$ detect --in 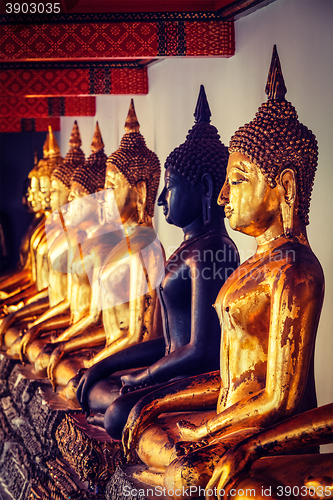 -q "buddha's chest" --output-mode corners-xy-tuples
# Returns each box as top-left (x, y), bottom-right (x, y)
(160, 258), (192, 309)
(215, 260), (272, 407)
